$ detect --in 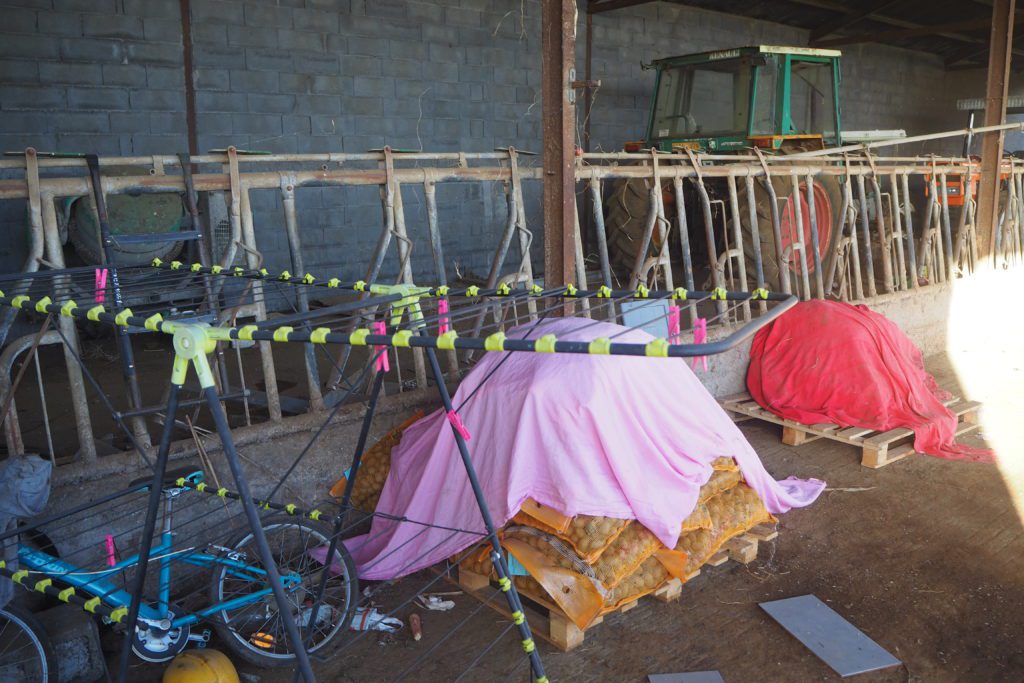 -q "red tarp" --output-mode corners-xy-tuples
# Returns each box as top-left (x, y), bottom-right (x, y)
(747, 300), (994, 463)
